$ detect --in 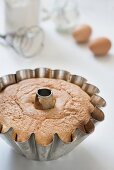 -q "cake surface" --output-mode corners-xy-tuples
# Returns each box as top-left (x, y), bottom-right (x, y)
(0, 78), (94, 145)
